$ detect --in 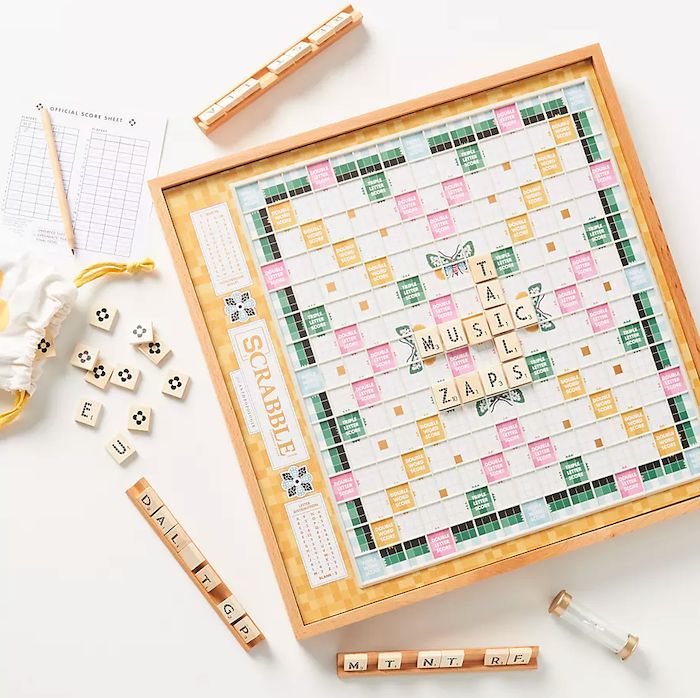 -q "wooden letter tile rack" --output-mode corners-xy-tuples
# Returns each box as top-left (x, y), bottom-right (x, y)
(127, 478), (264, 651)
